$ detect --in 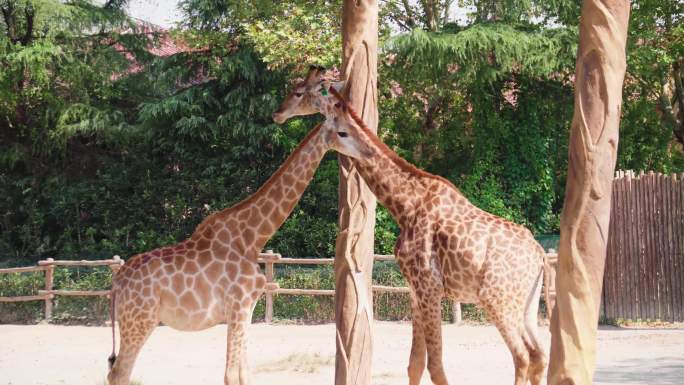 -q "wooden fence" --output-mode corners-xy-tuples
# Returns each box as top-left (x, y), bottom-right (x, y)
(258, 251), (463, 324)
(0, 256), (124, 318)
(603, 170), (684, 322)
(1, 251), (561, 324)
